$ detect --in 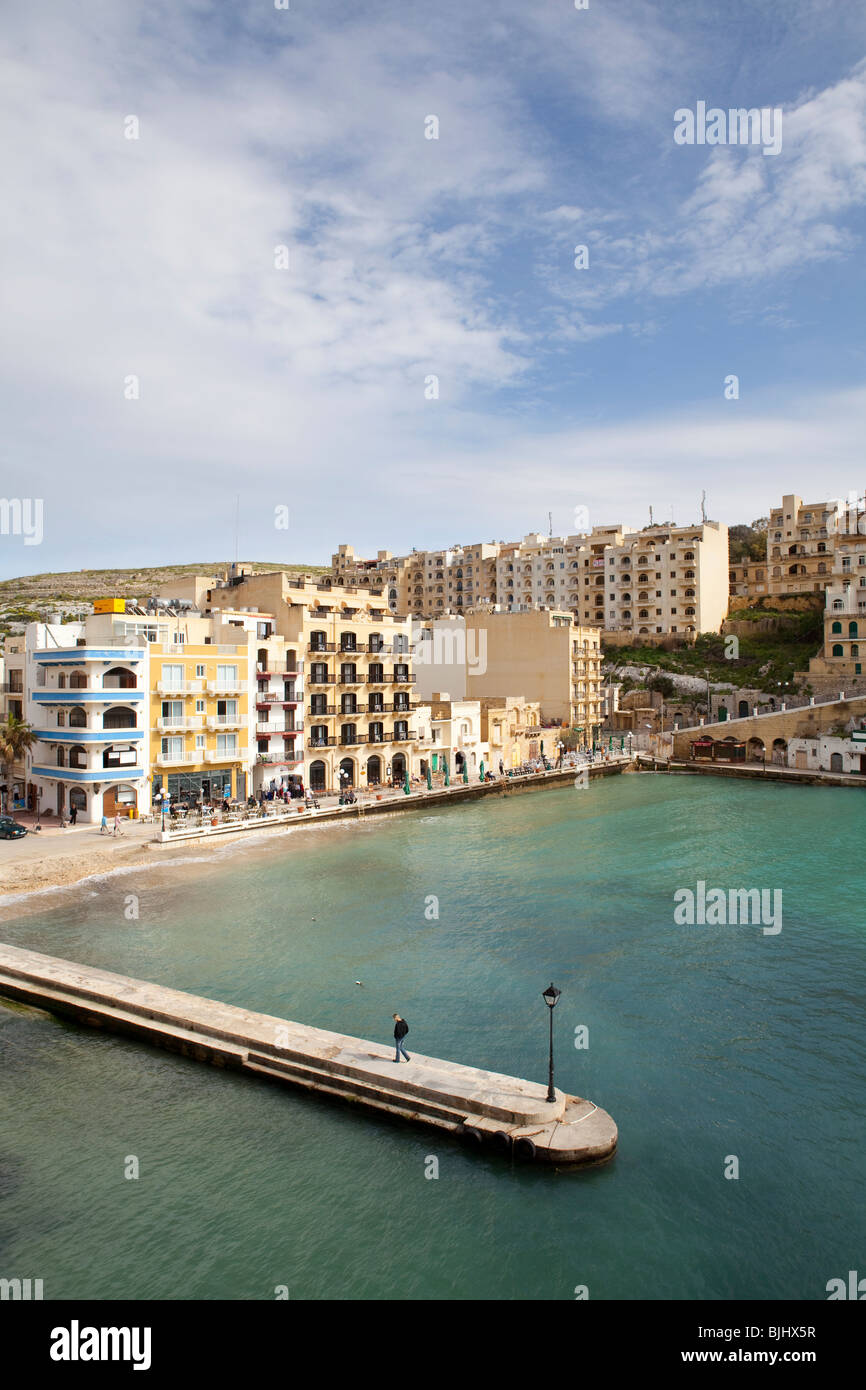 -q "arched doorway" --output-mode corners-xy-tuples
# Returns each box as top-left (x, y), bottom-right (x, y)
(309, 760), (326, 792)
(339, 757), (355, 787)
(103, 666), (137, 689)
(454, 751), (465, 772)
(738, 700), (749, 718)
(830, 752), (843, 772)
(69, 788), (87, 816)
(366, 755), (382, 786)
(392, 753), (407, 783)
(748, 737), (765, 762)
(772, 738), (787, 765)
(103, 784), (138, 817)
